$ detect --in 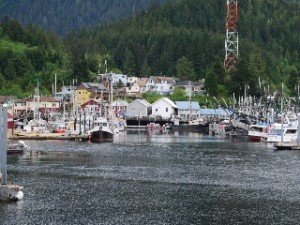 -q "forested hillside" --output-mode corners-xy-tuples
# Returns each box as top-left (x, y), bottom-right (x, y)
(66, 0), (300, 97)
(1, 0), (300, 101)
(0, 0), (173, 36)
(0, 17), (68, 97)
